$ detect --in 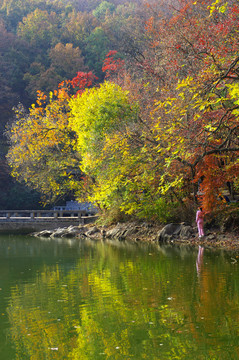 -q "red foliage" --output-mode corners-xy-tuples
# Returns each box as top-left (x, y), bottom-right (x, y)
(194, 153), (239, 213)
(102, 50), (125, 78)
(71, 71), (98, 95)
